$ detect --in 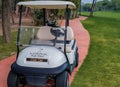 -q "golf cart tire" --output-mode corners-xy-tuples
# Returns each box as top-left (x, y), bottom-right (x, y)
(75, 52), (79, 67)
(56, 71), (69, 87)
(7, 71), (18, 87)
(7, 71), (23, 87)
(75, 47), (79, 67)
